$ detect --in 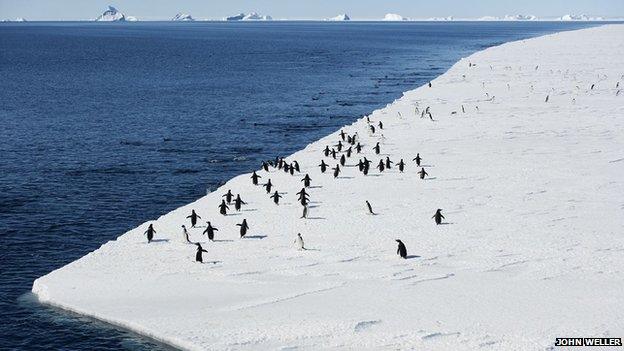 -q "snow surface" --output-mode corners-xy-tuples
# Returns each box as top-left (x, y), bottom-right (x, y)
(327, 14), (350, 21)
(33, 25), (624, 350)
(383, 13), (407, 21)
(172, 13), (194, 22)
(95, 6), (126, 22)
